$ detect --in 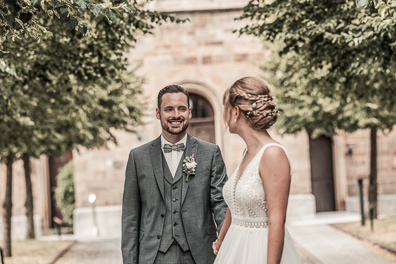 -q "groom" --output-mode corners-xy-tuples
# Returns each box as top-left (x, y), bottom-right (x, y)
(121, 85), (228, 264)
